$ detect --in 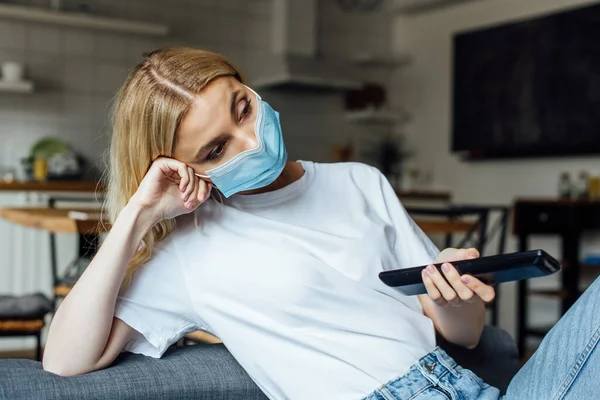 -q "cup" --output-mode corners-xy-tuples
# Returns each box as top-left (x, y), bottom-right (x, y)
(1, 62), (24, 82)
